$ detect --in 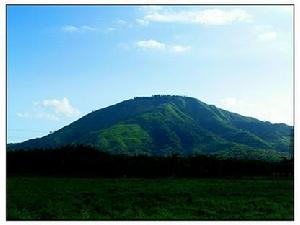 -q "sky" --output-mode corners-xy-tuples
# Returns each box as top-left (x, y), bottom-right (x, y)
(7, 5), (293, 143)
